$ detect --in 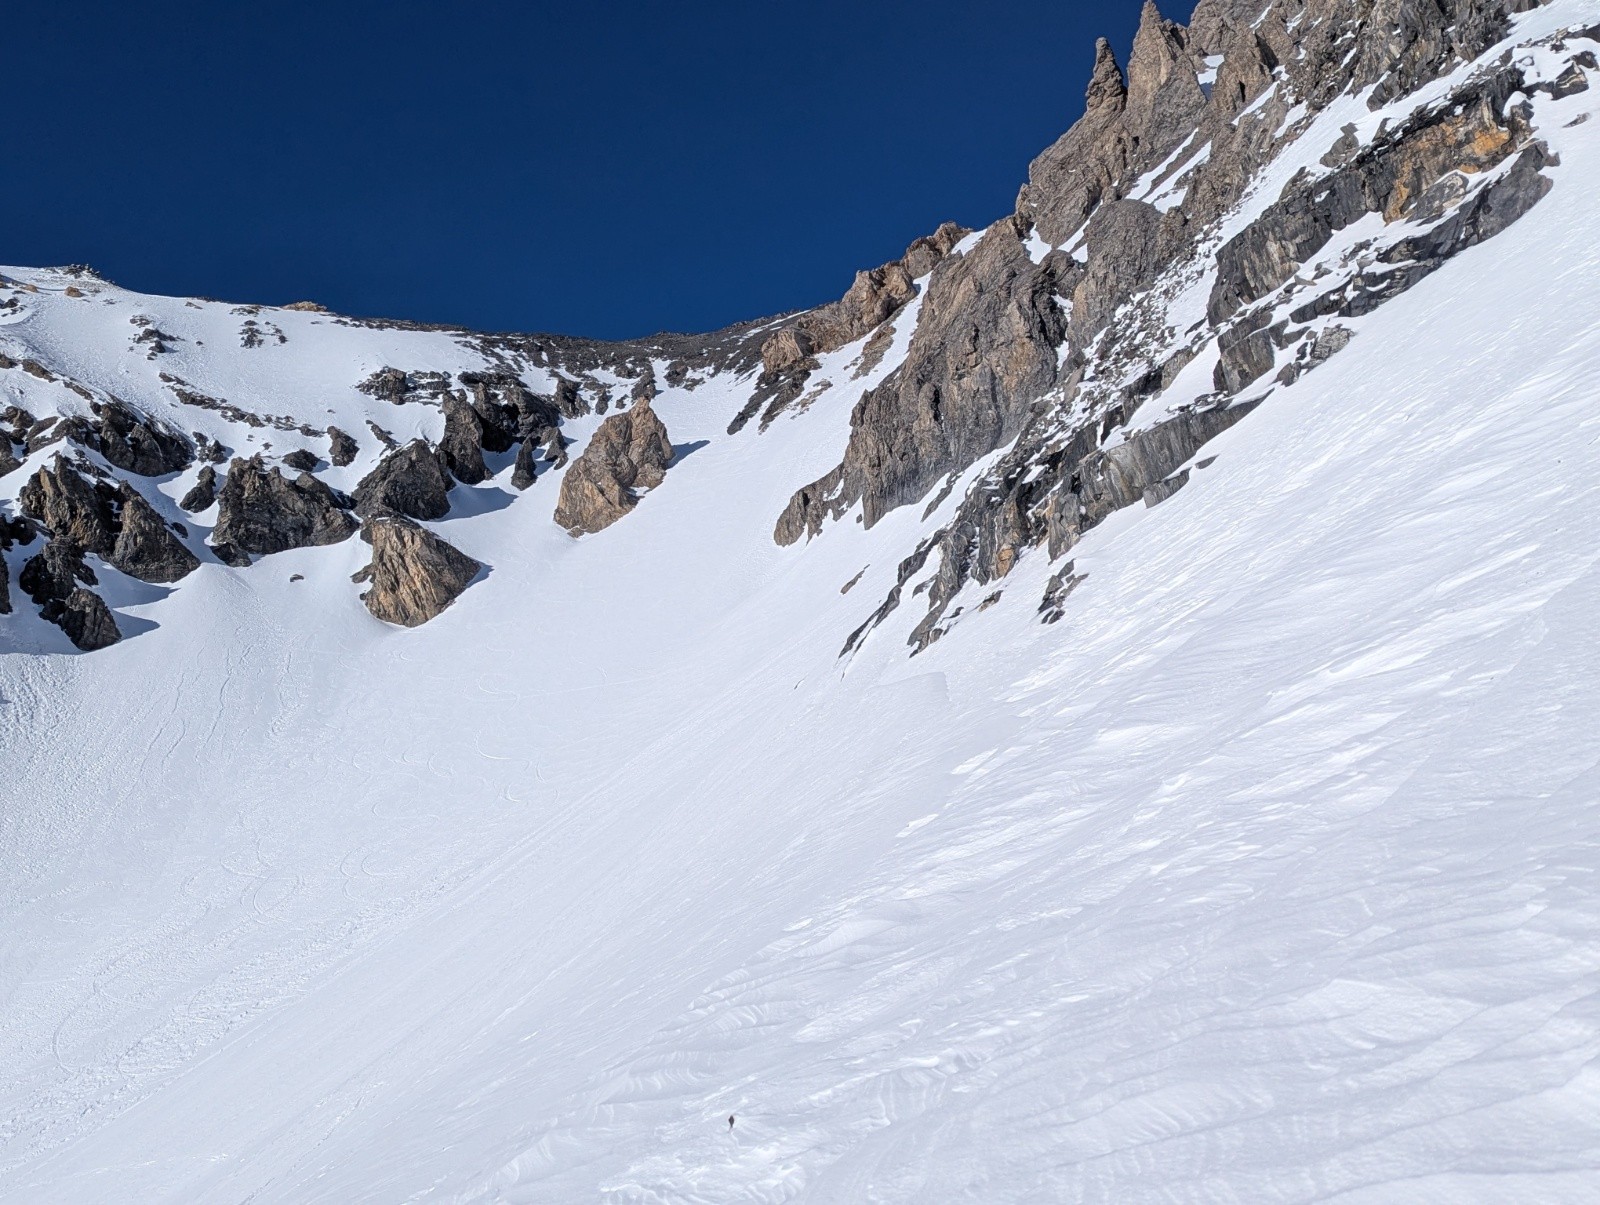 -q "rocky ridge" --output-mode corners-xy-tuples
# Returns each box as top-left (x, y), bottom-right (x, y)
(0, 0), (1588, 654)
(0, 267), (773, 645)
(784, 0), (1585, 654)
